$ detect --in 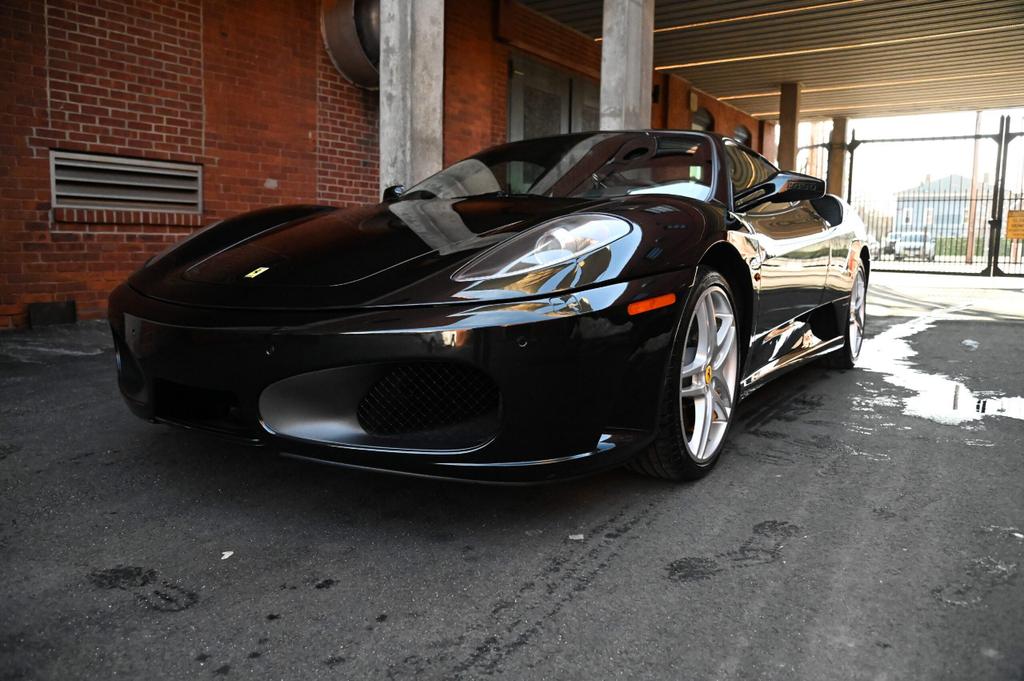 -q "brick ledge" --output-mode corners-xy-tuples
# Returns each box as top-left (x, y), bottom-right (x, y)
(52, 207), (204, 227)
